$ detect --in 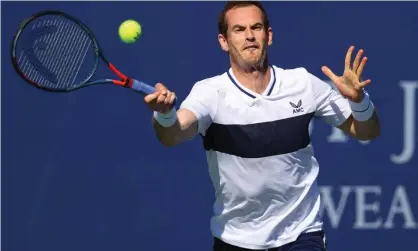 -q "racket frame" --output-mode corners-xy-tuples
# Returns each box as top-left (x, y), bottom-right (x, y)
(11, 10), (147, 93)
